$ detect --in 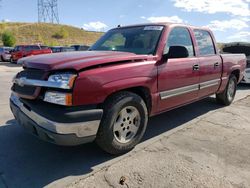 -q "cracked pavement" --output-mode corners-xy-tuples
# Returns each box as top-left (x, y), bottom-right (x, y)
(70, 96), (250, 188)
(0, 62), (250, 188)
